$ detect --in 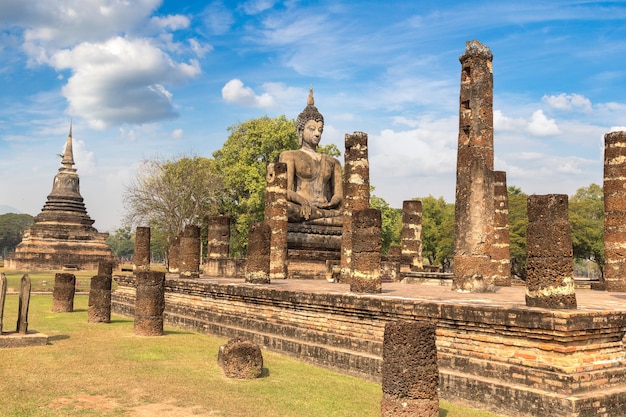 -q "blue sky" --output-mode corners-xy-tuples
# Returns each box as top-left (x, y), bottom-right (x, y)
(1, 0), (626, 232)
